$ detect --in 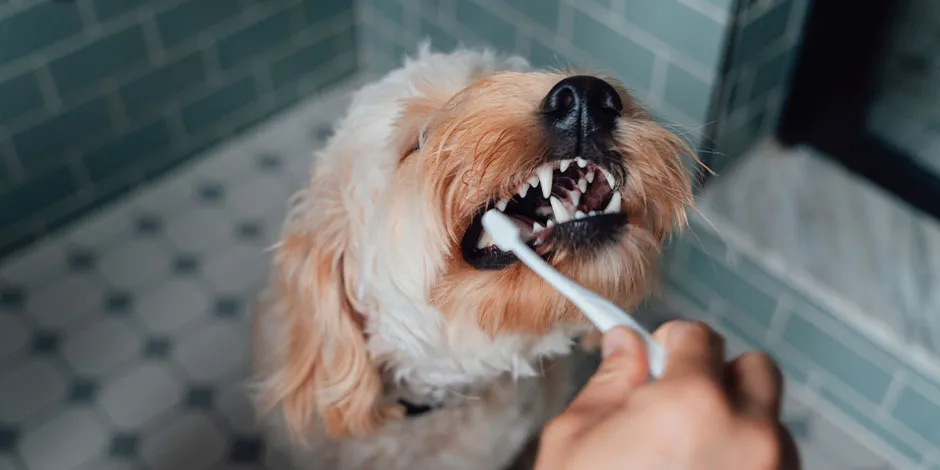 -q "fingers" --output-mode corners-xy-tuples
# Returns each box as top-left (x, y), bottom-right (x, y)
(654, 321), (725, 381)
(564, 327), (649, 415)
(727, 351), (783, 421)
